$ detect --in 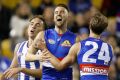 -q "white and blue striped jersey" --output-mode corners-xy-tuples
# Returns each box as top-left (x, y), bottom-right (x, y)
(17, 41), (40, 80)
